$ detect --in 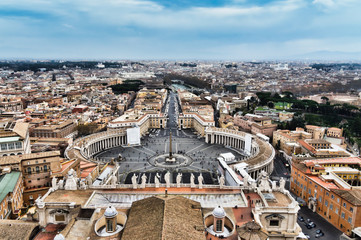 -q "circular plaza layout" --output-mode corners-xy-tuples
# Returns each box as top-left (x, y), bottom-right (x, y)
(95, 129), (245, 184)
